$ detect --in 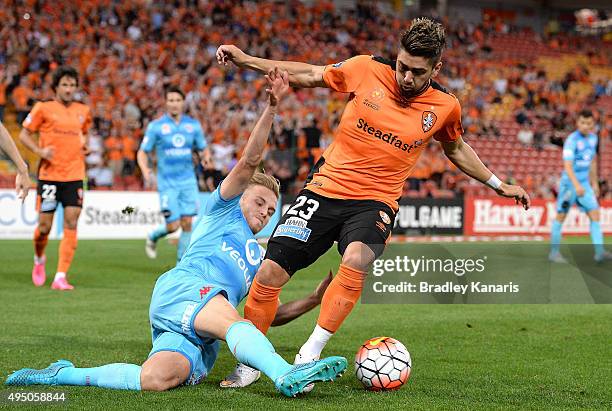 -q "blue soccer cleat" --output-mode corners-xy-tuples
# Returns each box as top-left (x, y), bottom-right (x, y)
(274, 356), (347, 397)
(5, 360), (74, 386)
